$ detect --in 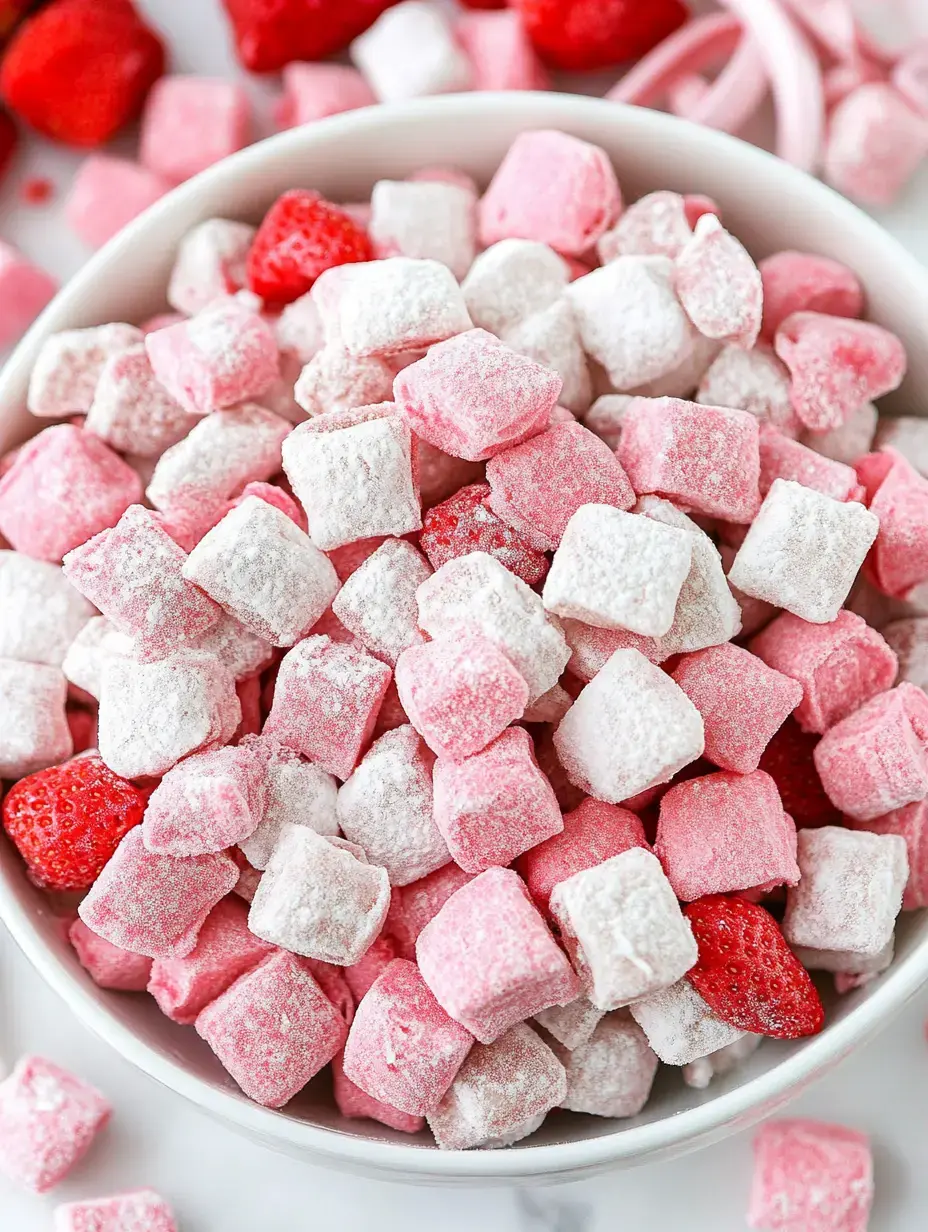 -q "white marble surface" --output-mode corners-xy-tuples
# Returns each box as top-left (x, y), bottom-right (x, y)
(4, 1), (928, 1227)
